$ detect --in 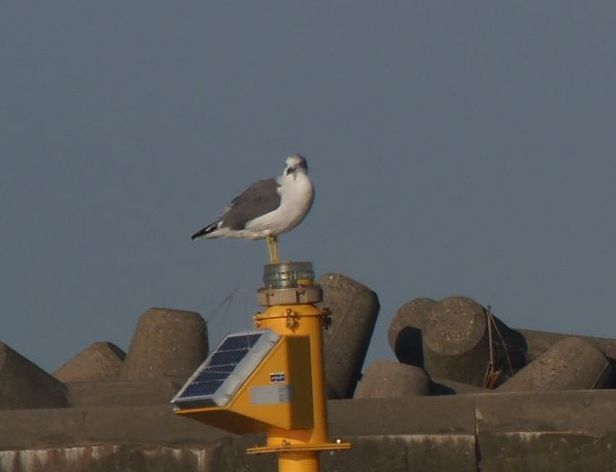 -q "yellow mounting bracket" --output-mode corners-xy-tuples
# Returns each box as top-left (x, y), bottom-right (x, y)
(247, 441), (351, 455)
(175, 334), (314, 433)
